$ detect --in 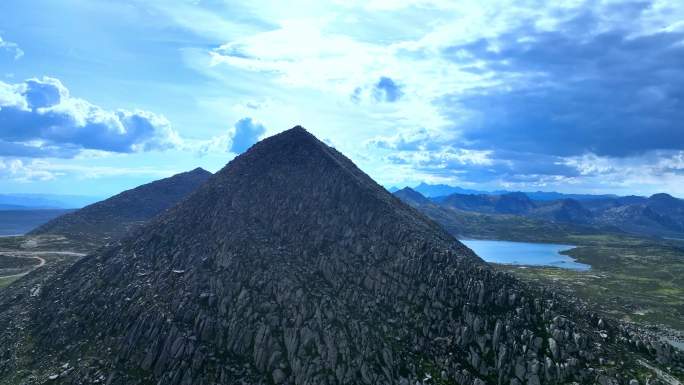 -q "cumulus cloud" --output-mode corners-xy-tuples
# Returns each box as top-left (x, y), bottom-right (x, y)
(229, 117), (266, 153)
(0, 77), (182, 158)
(0, 159), (57, 182)
(373, 77), (403, 102)
(196, 117), (266, 155)
(0, 36), (23, 60)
